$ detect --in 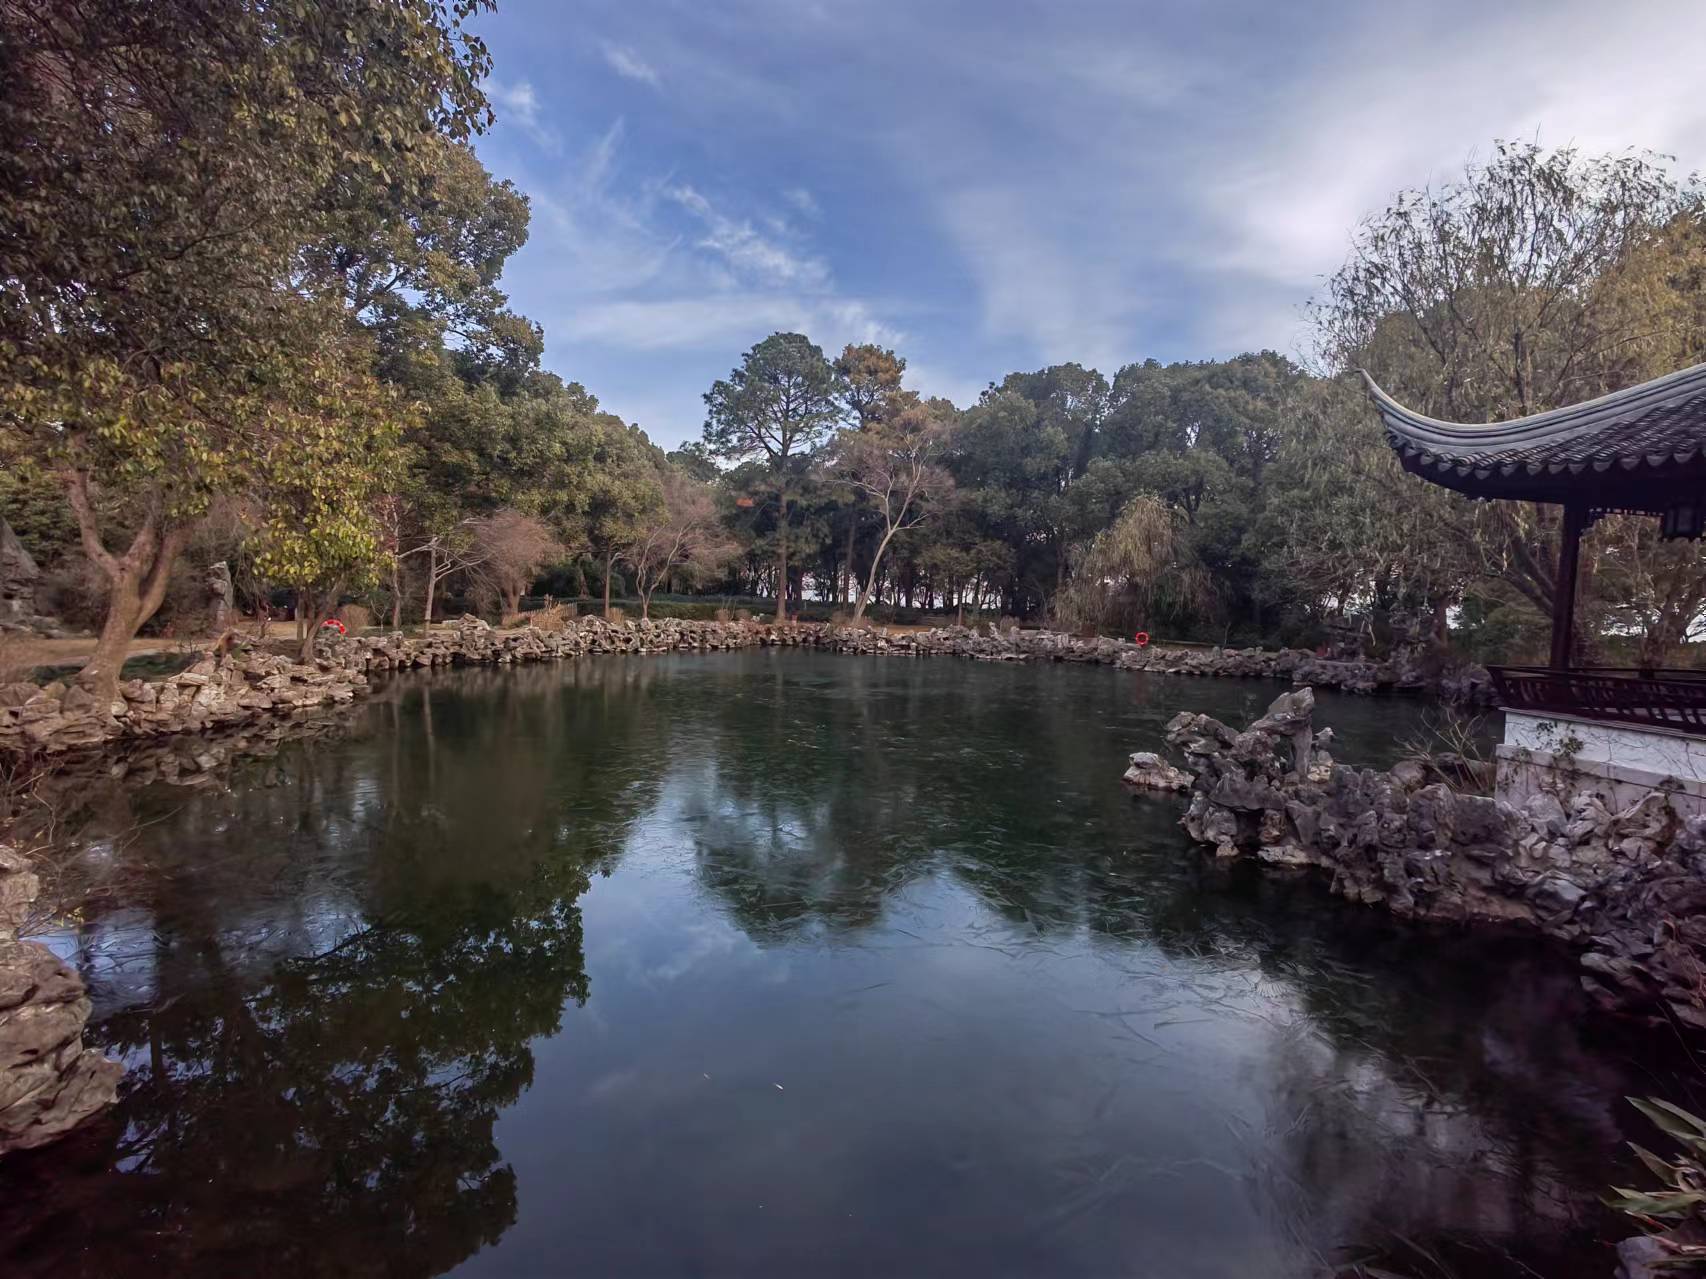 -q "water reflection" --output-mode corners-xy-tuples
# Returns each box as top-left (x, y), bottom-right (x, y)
(0, 653), (1694, 1278)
